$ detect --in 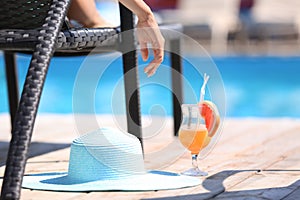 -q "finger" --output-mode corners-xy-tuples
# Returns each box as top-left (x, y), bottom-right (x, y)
(144, 61), (155, 74)
(144, 47), (164, 76)
(144, 59), (160, 77)
(148, 34), (165, 65)
(146, 61), (159, 77)
(147, 64), (159, 77)
(138, 27), (164, 63)
(140, 42), (149, 61)
(153, 48), (164, 65)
